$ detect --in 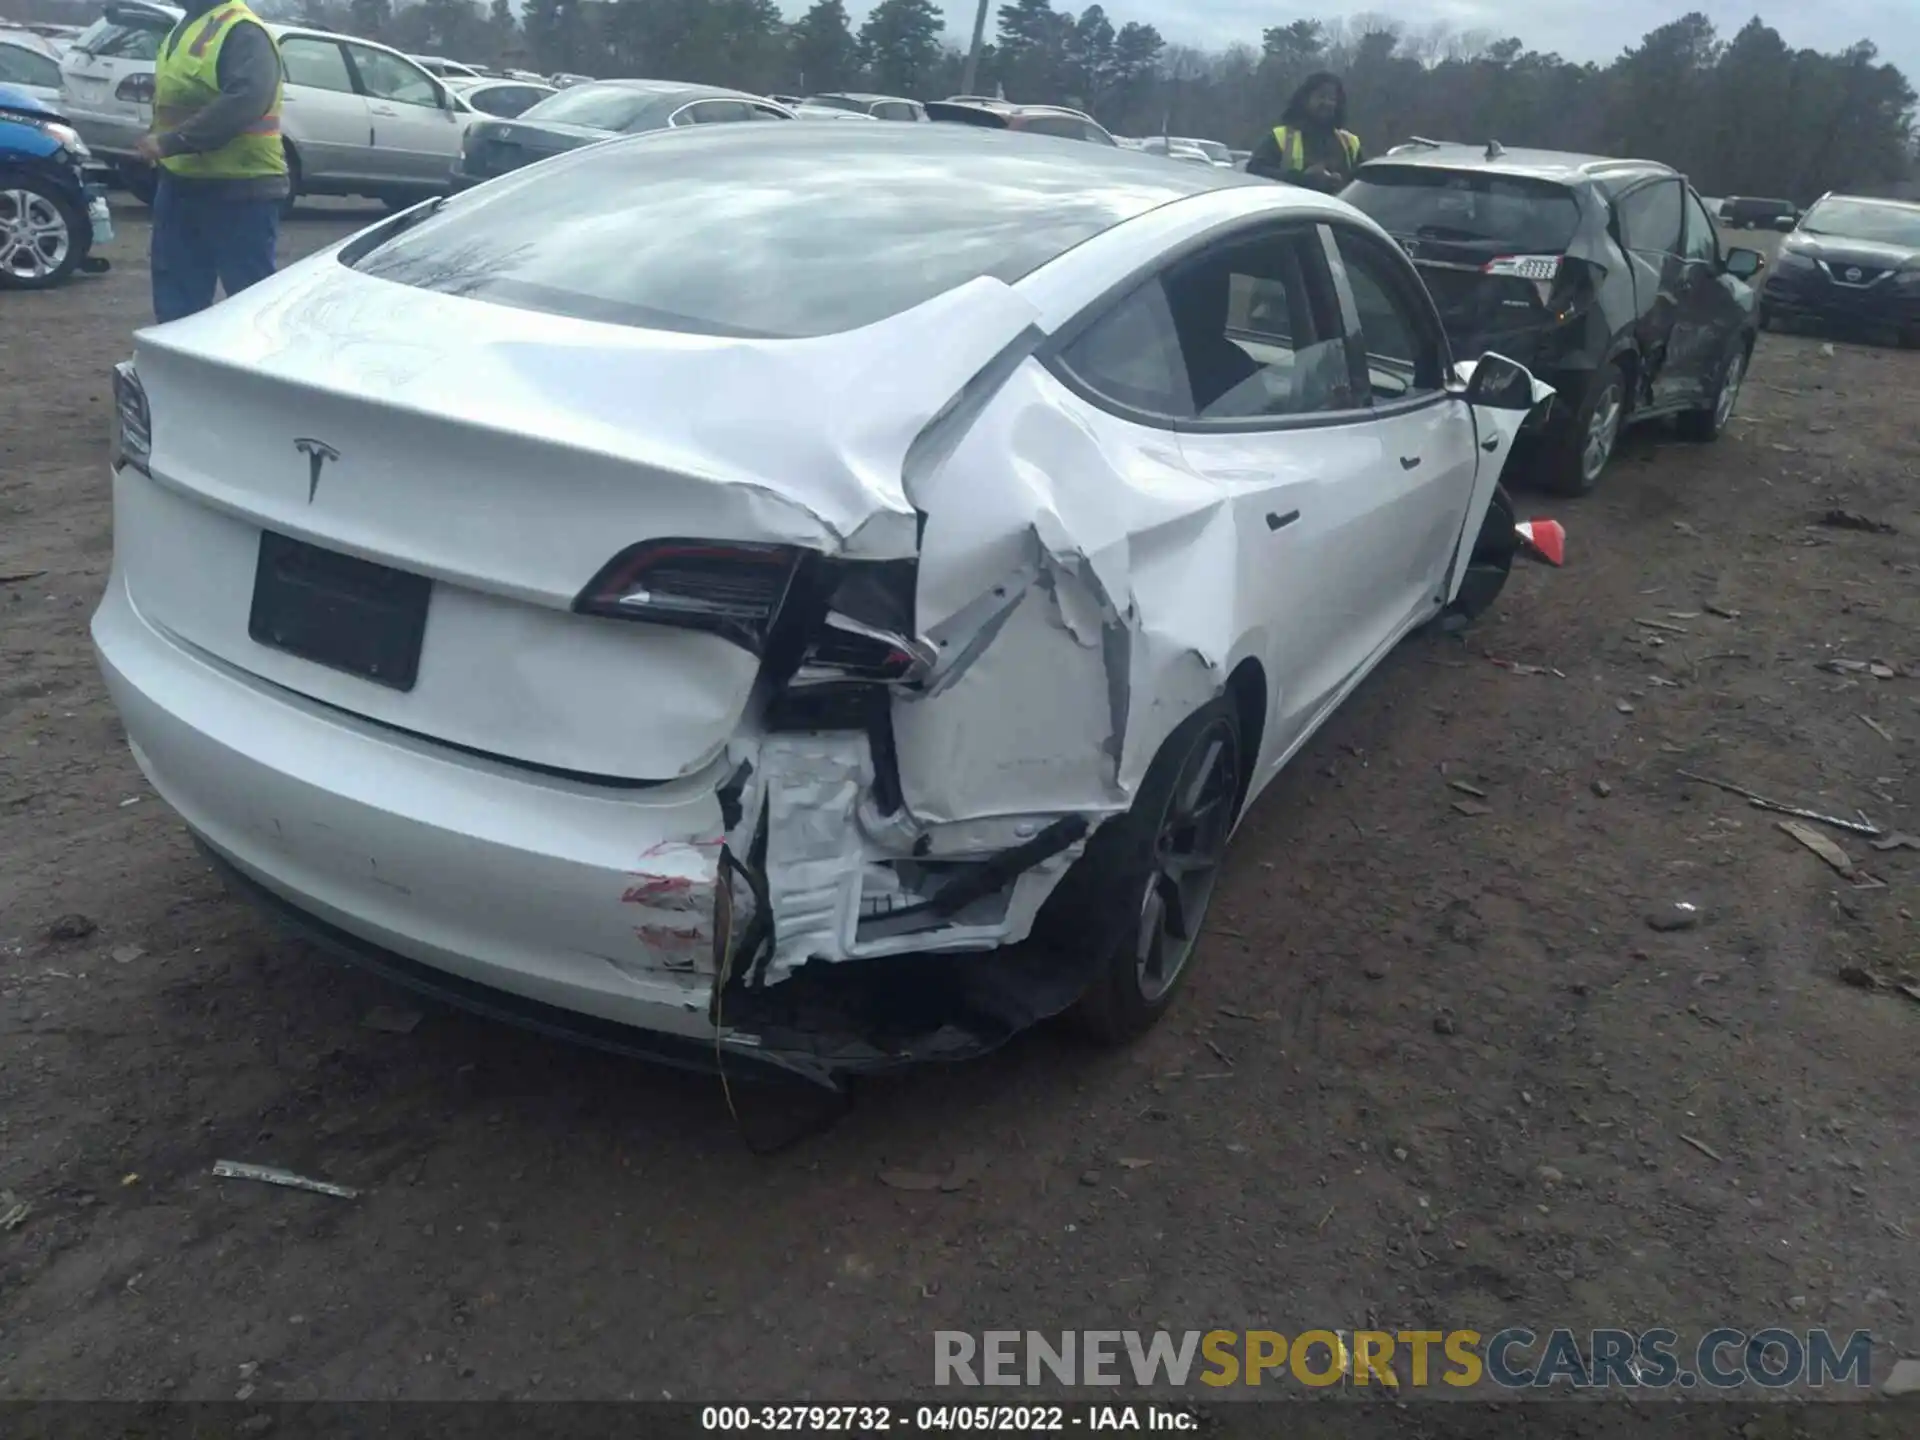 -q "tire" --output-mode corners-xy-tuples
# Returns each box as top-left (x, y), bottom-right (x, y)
(1043, 698), (1245, 1045)
(1536, 360), (1627, 497)
(1677, 339), (1749, 441)
(279, 144), (301, 218)
(1441, 482), (1518, 626)
(0, 172), (87, 291)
